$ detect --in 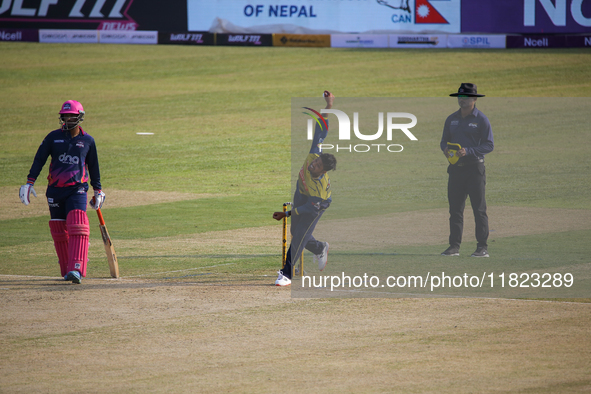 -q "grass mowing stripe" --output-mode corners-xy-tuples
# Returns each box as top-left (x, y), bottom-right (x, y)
(0, 195), (284, 247)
